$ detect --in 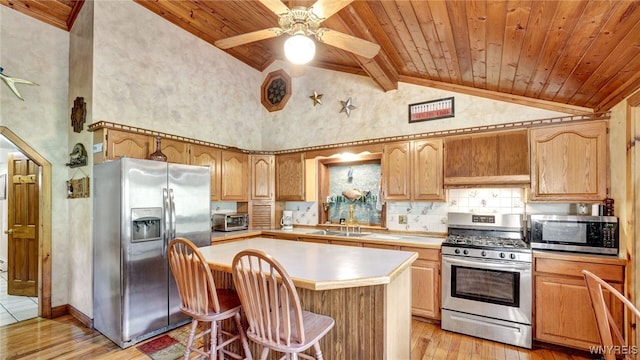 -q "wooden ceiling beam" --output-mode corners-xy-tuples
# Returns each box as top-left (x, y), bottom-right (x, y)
(66, 0), (84, 30)
(328, 2), (399, 92)
(1, 0), (70, 30)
